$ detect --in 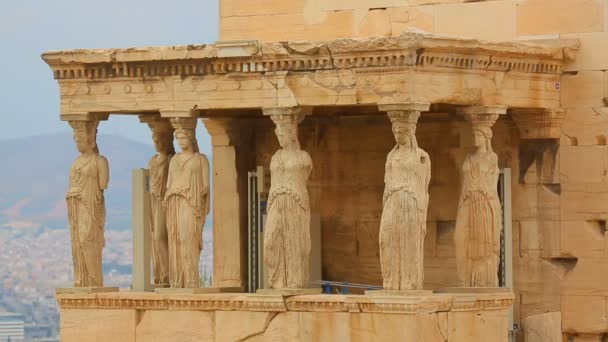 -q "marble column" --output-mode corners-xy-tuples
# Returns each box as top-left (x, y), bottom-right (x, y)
(261, 106), (312, 289)
(201, 117), (253, 289)
(163, 114), (210, 288)
(454, 106), (507, 288)
(140, 115), (174, 286)
(377, 102), (431, 291)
